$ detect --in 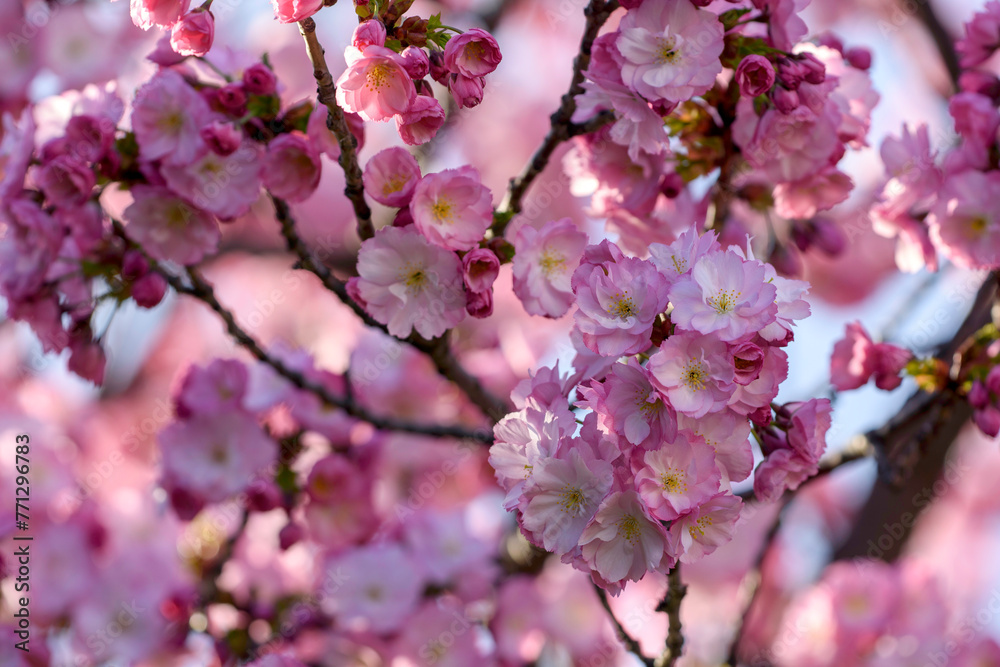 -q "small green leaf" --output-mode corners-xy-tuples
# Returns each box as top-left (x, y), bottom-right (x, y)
(718, 7), (753, 32)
